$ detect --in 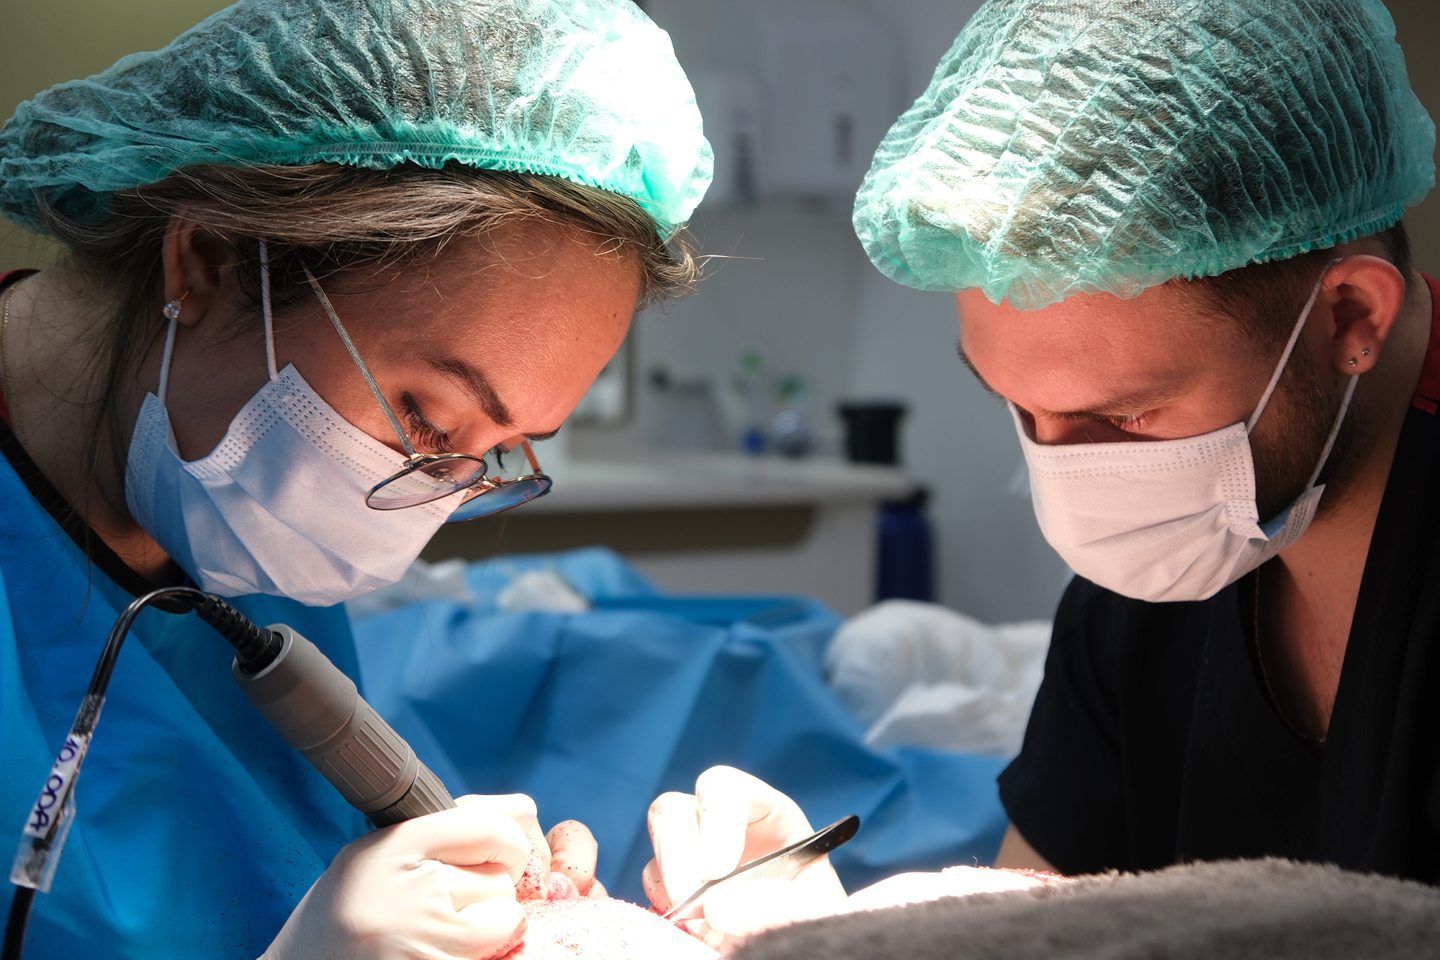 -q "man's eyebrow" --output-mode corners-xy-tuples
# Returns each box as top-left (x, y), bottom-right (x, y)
(428, 357), (514, 429)
(954, 339), (1181, 419)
